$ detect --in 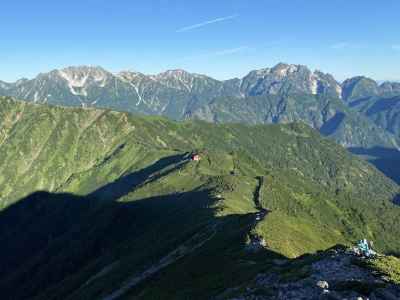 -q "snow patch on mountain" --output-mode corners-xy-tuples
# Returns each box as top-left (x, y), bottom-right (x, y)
(310, 74), (319, 95)
(57, 66), (109, 96)
(117, 71), (147, 106)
